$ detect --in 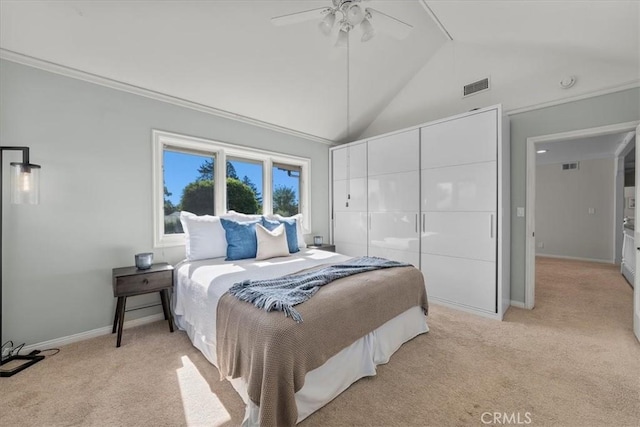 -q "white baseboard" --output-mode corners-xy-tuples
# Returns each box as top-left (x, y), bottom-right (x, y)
(429, 297), (503, 320)
(510, 300), (527, 309)
(20, 313), (165, 354)
(536, 254), (614, 264)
